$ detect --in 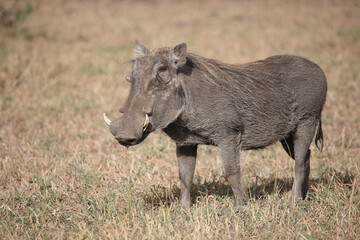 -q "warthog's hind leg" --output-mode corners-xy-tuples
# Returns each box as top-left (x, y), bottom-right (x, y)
(291, 119), (317, 199)
(219, 142), (247, 206)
